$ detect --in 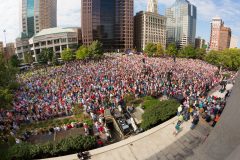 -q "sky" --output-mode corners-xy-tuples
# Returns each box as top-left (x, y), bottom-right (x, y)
(0, 0), (239, 46)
